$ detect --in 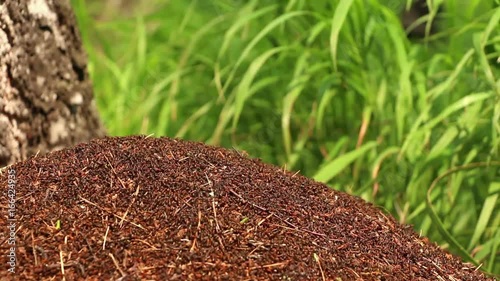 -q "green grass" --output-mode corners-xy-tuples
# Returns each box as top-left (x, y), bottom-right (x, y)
(72, 0), (500, 275)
